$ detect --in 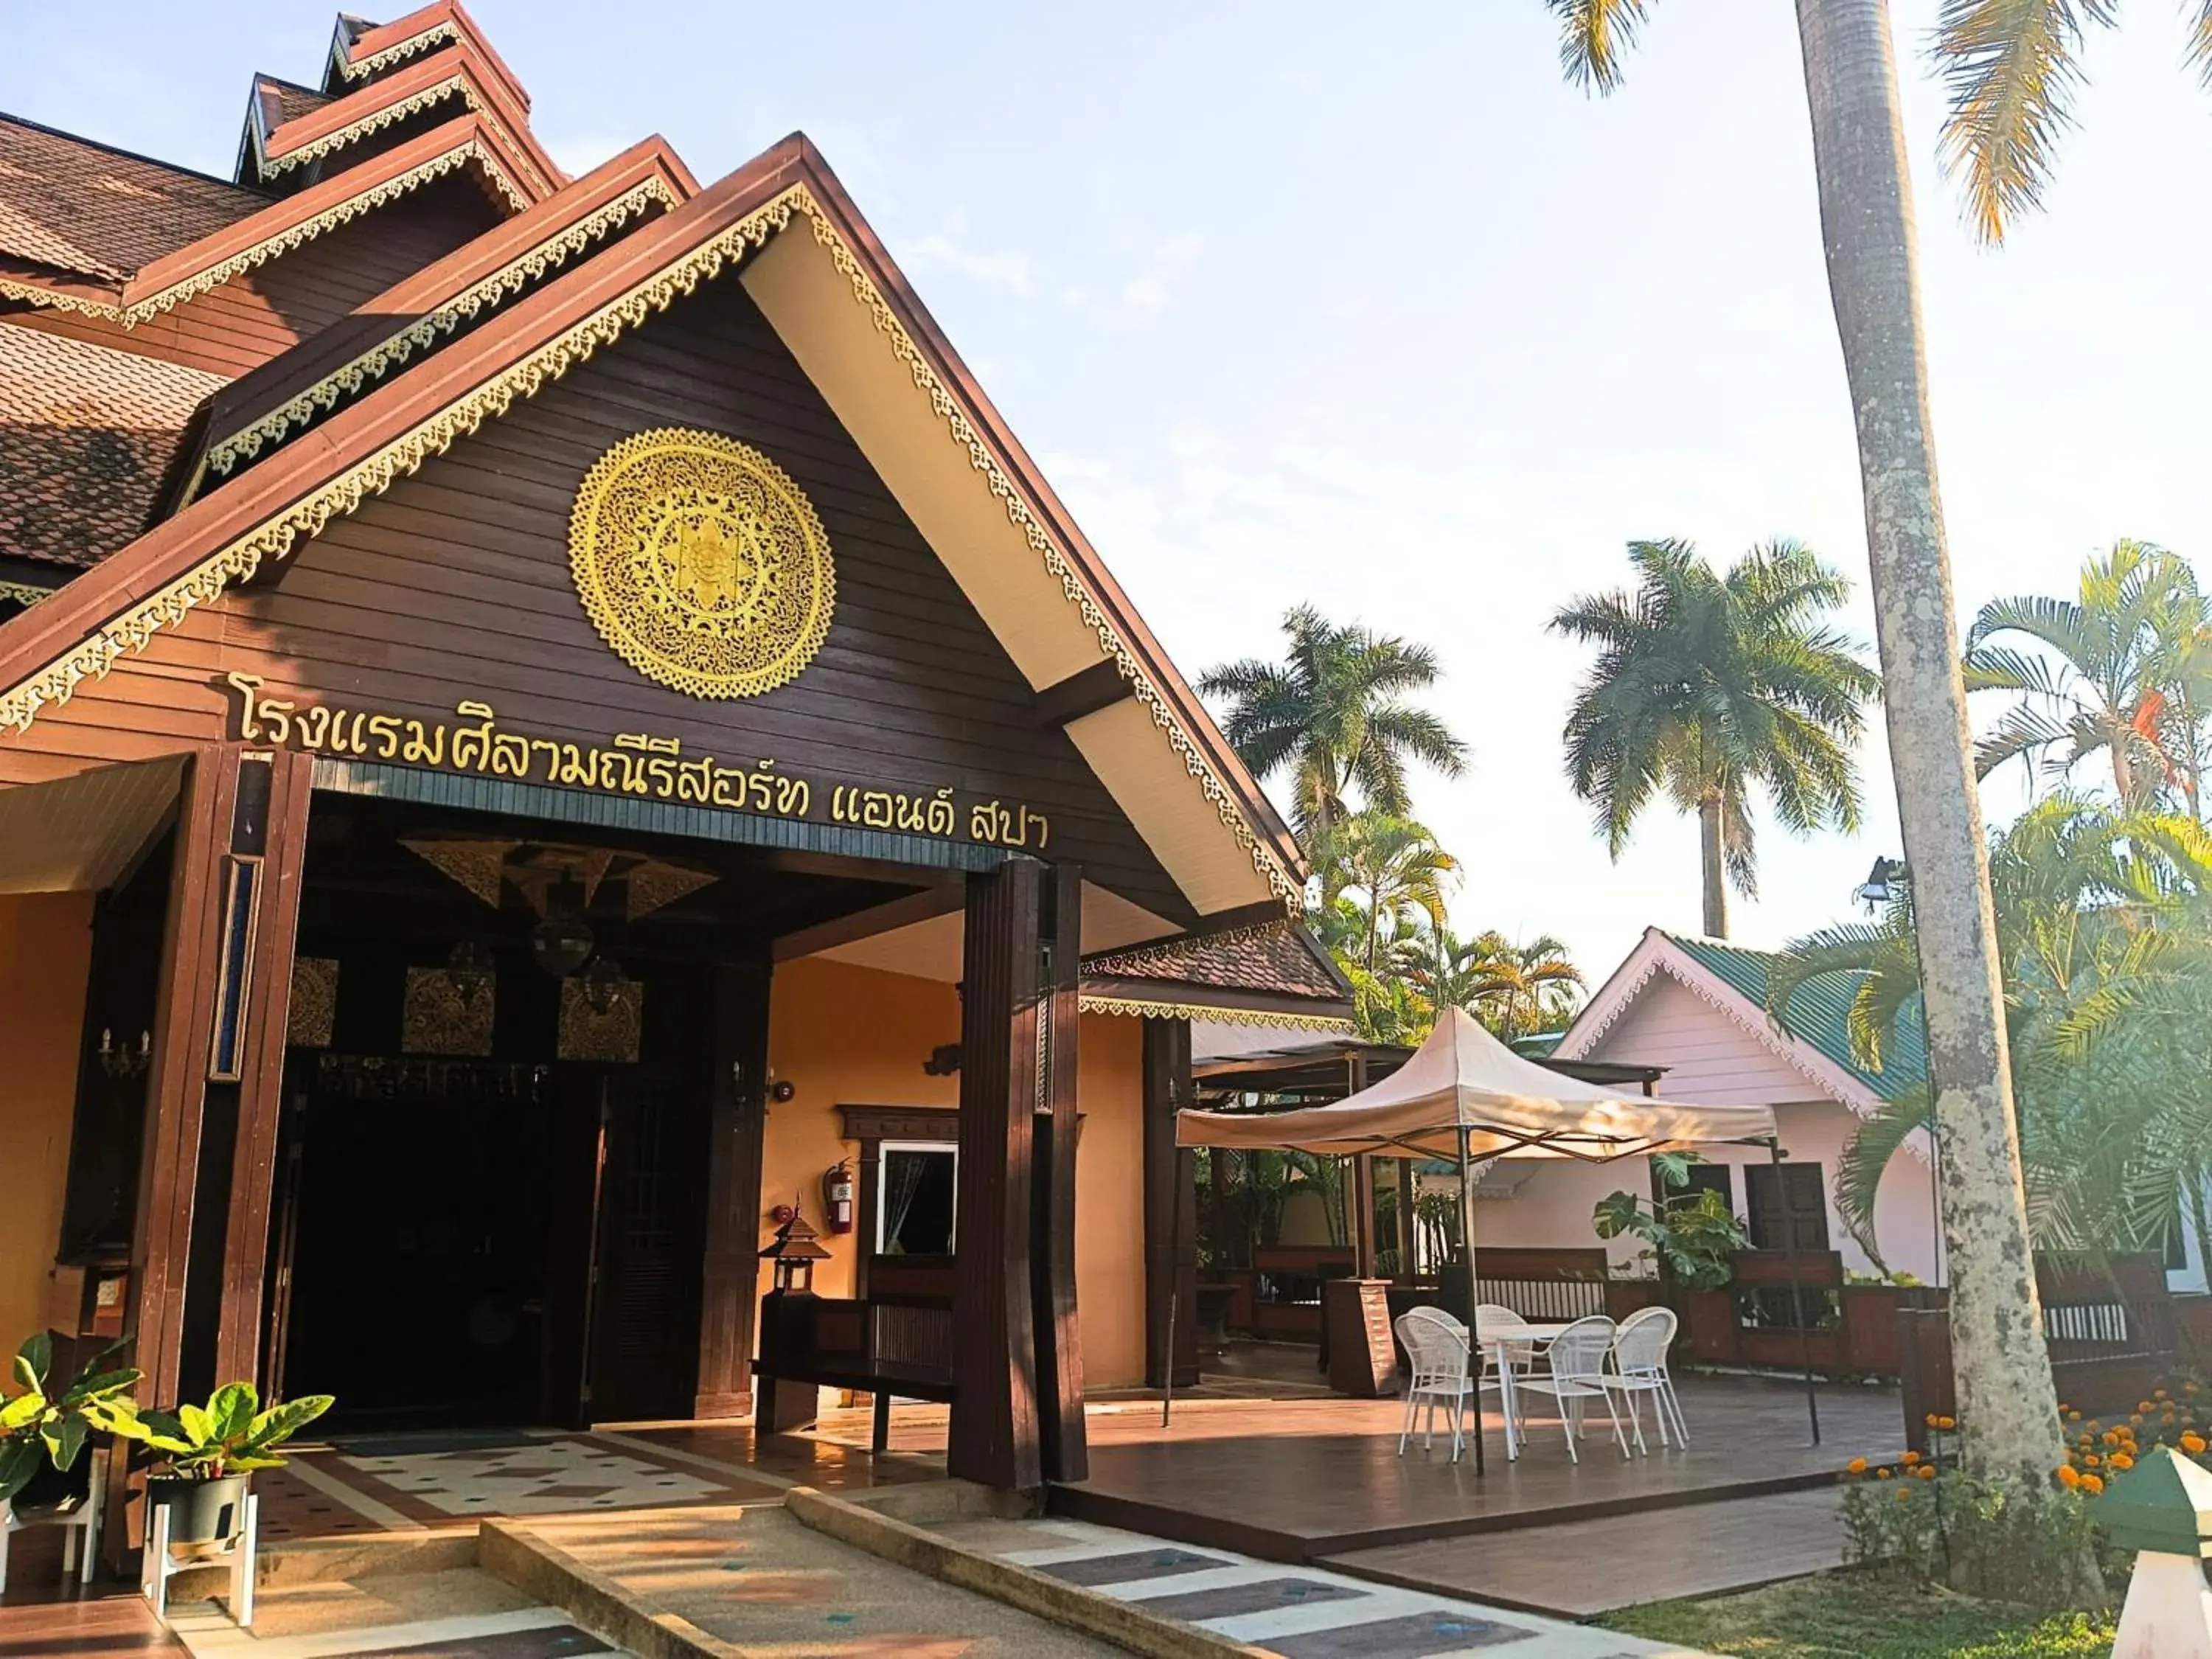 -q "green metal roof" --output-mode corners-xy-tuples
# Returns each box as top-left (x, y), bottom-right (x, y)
(1666, 932), (1927, 1101)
